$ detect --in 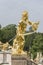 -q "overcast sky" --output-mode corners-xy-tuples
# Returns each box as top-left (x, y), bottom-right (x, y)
(0, 0), (43, 32)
